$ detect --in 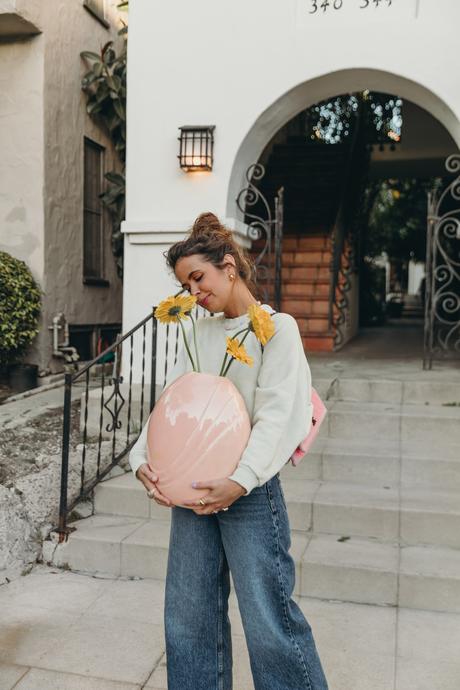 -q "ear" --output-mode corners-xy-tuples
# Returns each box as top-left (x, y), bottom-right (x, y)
(223, 253), (236, 268)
